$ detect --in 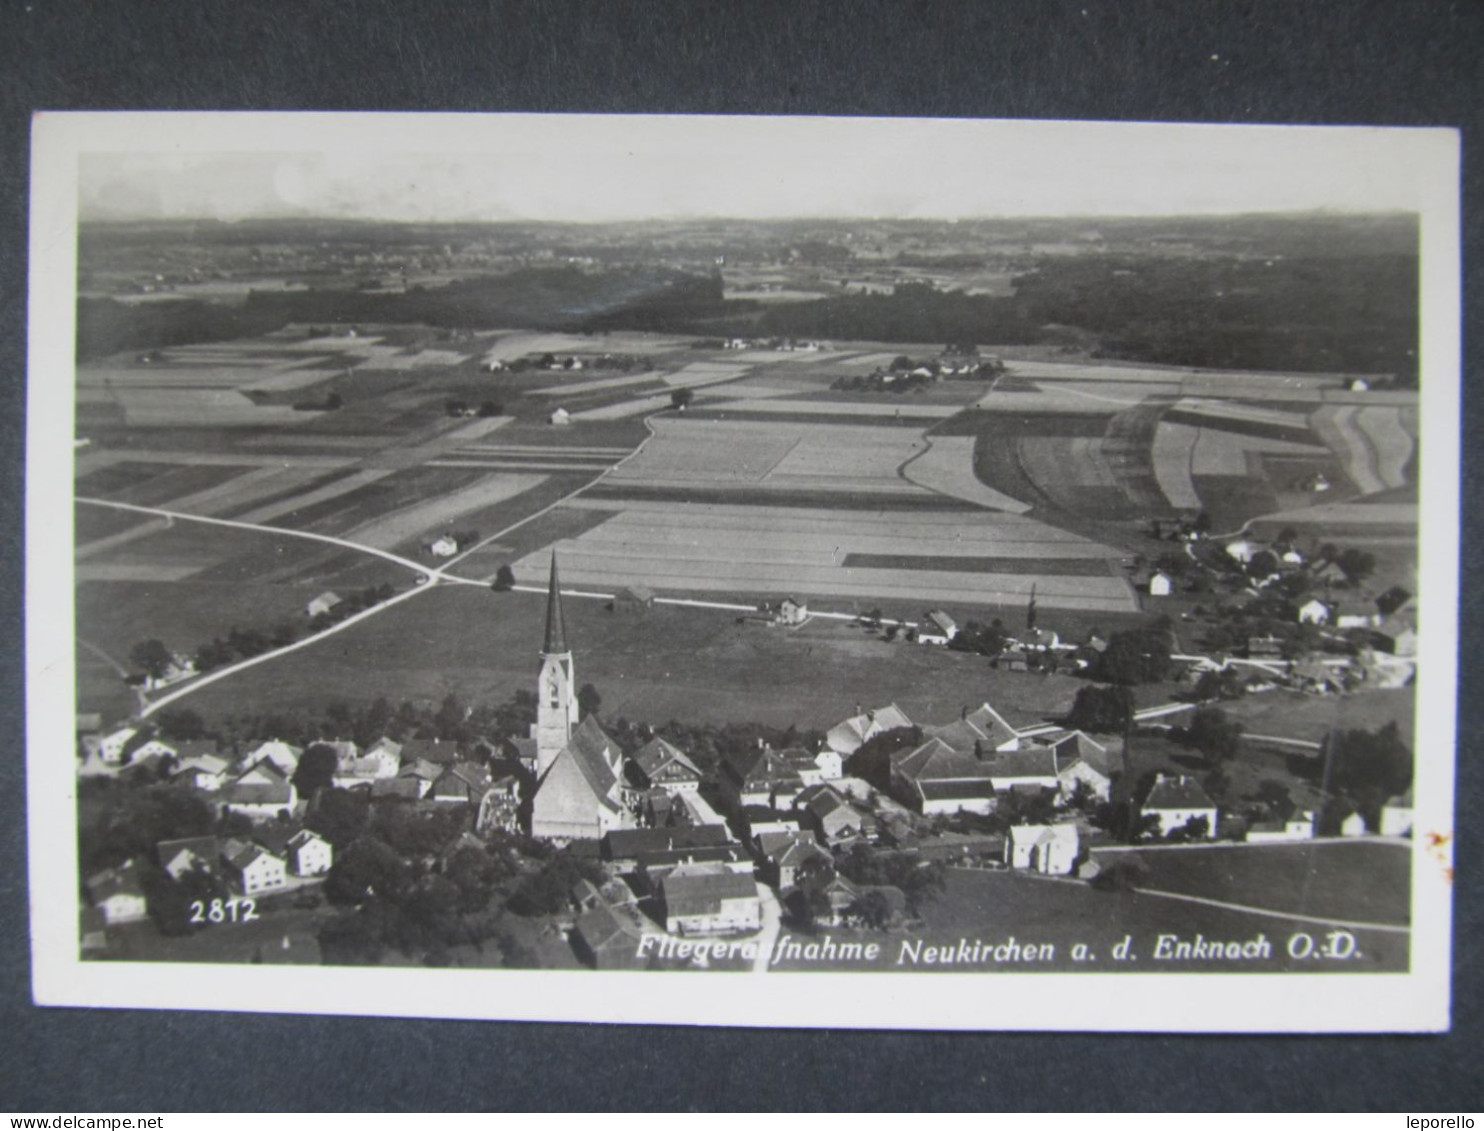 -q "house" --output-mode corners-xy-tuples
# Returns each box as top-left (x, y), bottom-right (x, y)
(84, 860), (149, 924)
(1224, 539), (1257, 564)
(96, 726), (139, 766)
(220, 759), (297, 820)
(889, 737), (995, 815)
(549, 407), (572, 426)
(1298, 598), (1332, 625)
(1245, 811), (1315, 843)
(363, 736), (403, 765)
(1340, 811), (1368, 837)
(430, 761), (494, 804)
(80, 907), (111, 955)
(756, 830), (831, 888)
(601, 825), (744, 878)
(171, 751), (233, 792)
(396, 758), (443, 798)
(722, 745), (806, 808)
(1380, 789), (1414, 837)
(825, 703), (914, 757)
(157, 836), (220, 881)
(1348, 377), (1370, 392)
(428, 535), (459, 558)
(628, 736), (704, 794)
(1374, 614), (1418, 657)
(917, 609), (958, 645)
(1141, 774), (1218, 838)
(1148, 571), (1174, 597)
(1290, 657), (1344, 695)
(1049, 731), (1120, 803)
(1005, 824), (1080, 875)
(813, 747), (845, 781)
(928, 702), (1023, 756)
(244, 740), (302, 775)
(221, 839), (288, 895)
(613, 586), (655, 615)
(286, 829), (334, 877)
(795, 785), (877, 845)
(984, 747), (1061, 794)
(659, 864), (762, 936)
(572, 900), (654, 969)
(775, 597), (808, 626)
(306, 591), (343, 619)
